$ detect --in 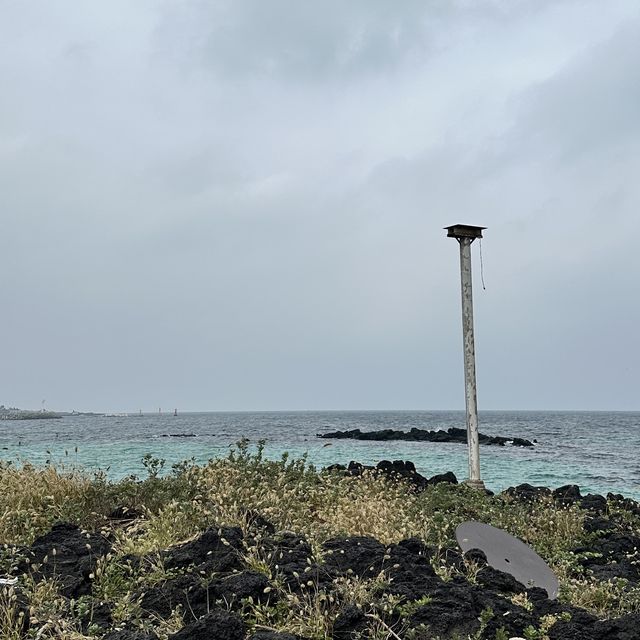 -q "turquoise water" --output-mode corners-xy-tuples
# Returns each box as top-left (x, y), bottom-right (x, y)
(1, 410), (639, 500)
